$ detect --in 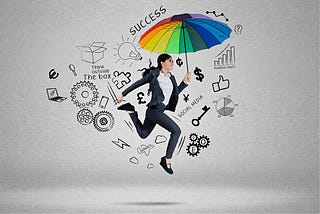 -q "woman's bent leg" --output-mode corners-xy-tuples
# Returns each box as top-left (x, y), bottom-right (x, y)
(147, 110), (181, 158)
(129, 111), (156, 139)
